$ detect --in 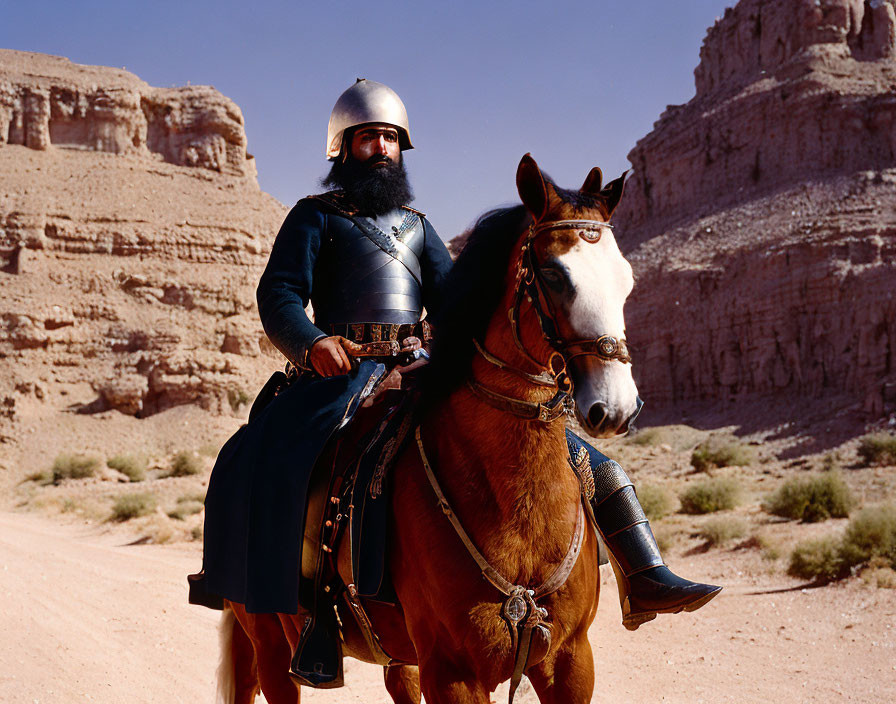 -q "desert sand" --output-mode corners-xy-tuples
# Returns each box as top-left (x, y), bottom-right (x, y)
(1, 507), (893, 704)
